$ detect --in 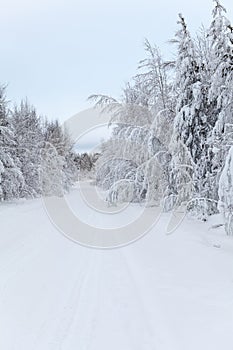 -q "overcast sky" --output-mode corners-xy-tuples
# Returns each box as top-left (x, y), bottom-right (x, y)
(1, 0), (233, 122)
